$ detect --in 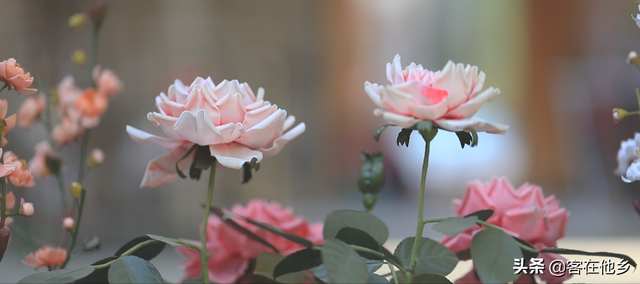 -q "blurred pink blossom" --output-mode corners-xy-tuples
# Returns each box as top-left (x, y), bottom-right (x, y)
(0, 99), (16, 147)
(3, 151), (34, 187)
(29, 141), (54, 178)
(17, 93), (46, 129)
(93, 65), (122, 98)
(22, 246), (67, 268)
